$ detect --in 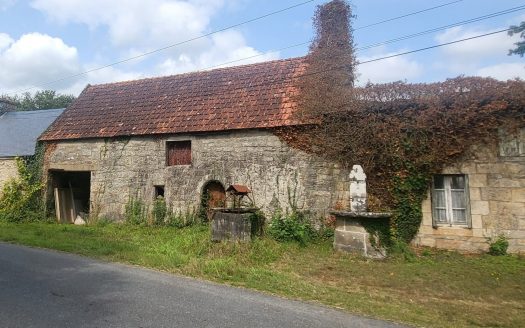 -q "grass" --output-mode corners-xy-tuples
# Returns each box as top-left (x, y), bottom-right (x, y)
(0, 221), (524, 327)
